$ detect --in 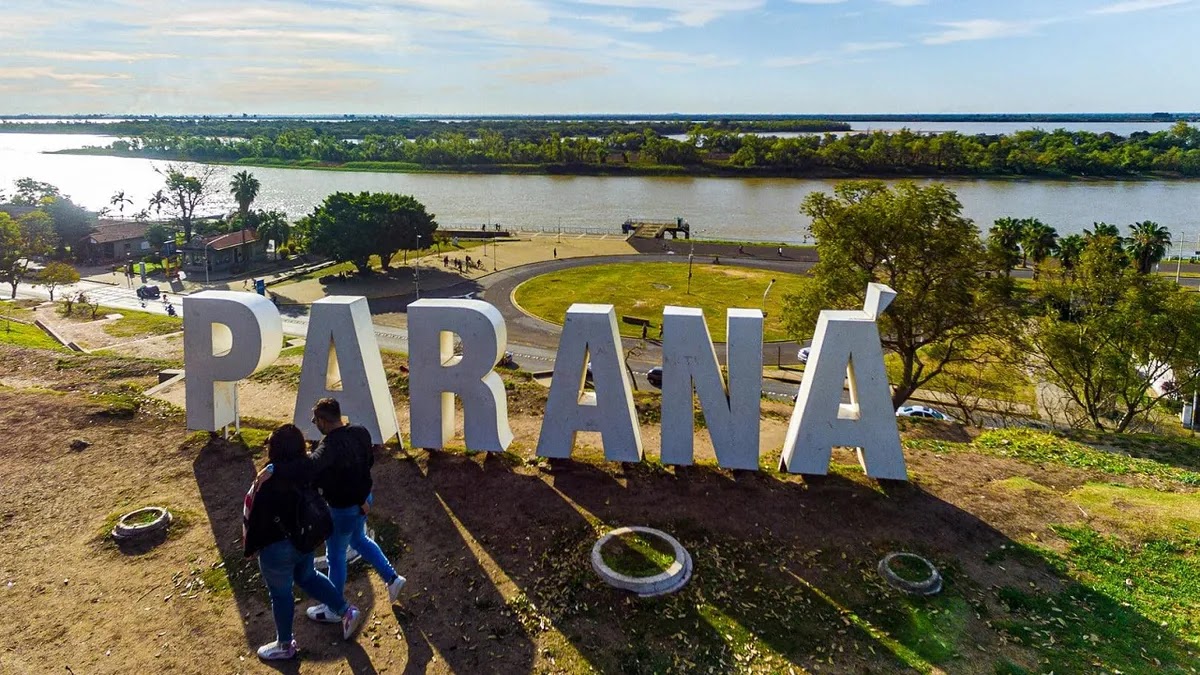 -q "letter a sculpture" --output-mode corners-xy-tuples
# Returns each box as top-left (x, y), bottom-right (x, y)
(779, 283), (907, 480)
